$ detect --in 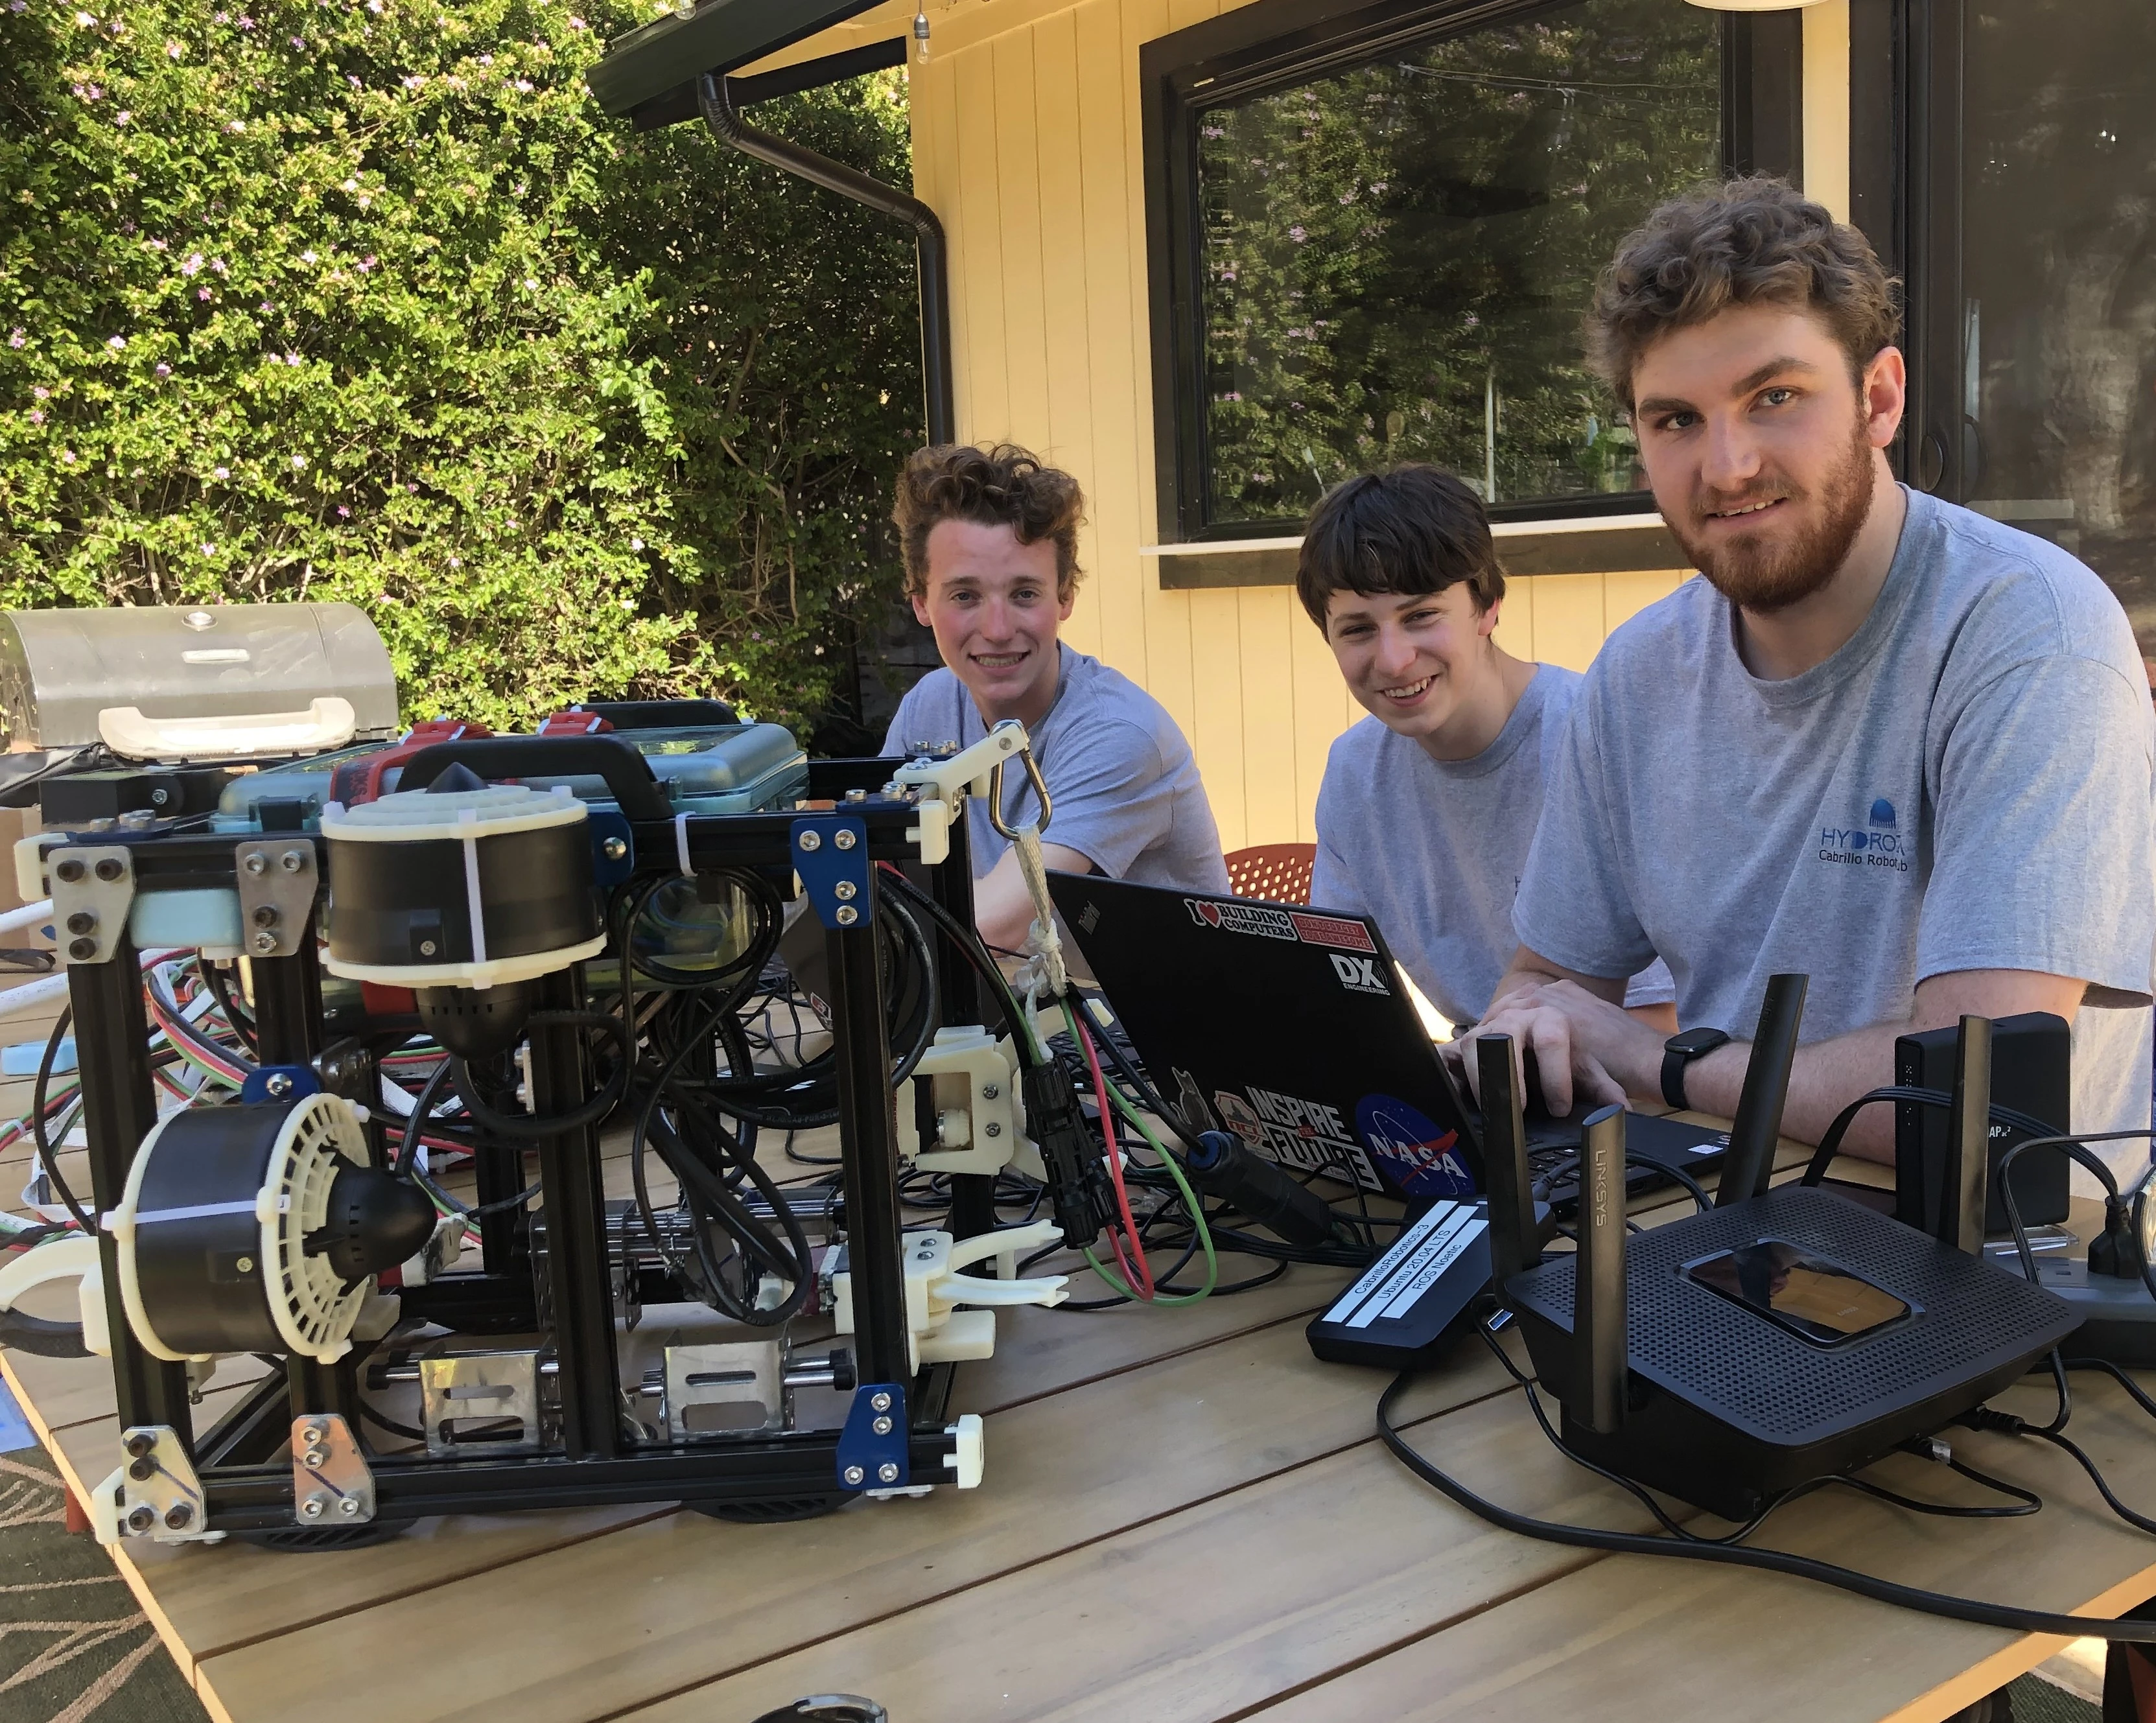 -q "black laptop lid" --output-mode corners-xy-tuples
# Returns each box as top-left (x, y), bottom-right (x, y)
(1049, 873), (1480, 1202)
